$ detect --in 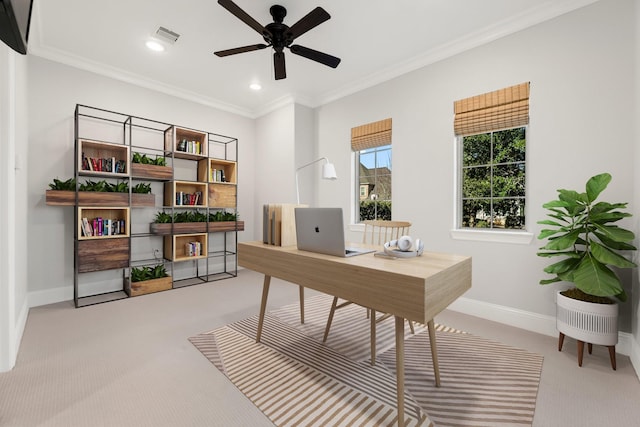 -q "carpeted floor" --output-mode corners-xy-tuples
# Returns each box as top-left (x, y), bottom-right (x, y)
(190, 294), (544, 427)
